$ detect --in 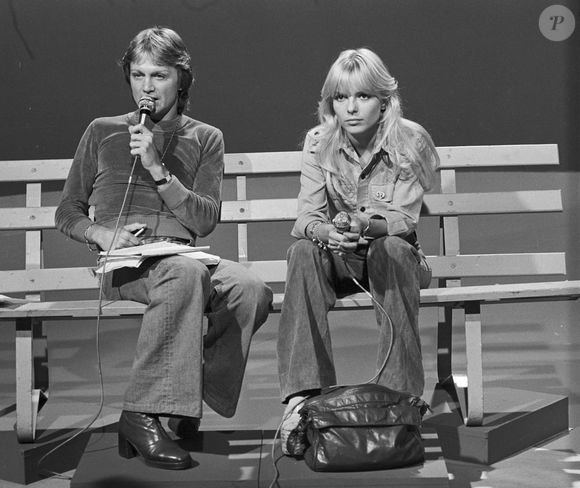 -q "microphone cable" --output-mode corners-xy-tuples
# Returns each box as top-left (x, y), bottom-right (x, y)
(268, 229), (396, 488)
(37, 111), (148, 480)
